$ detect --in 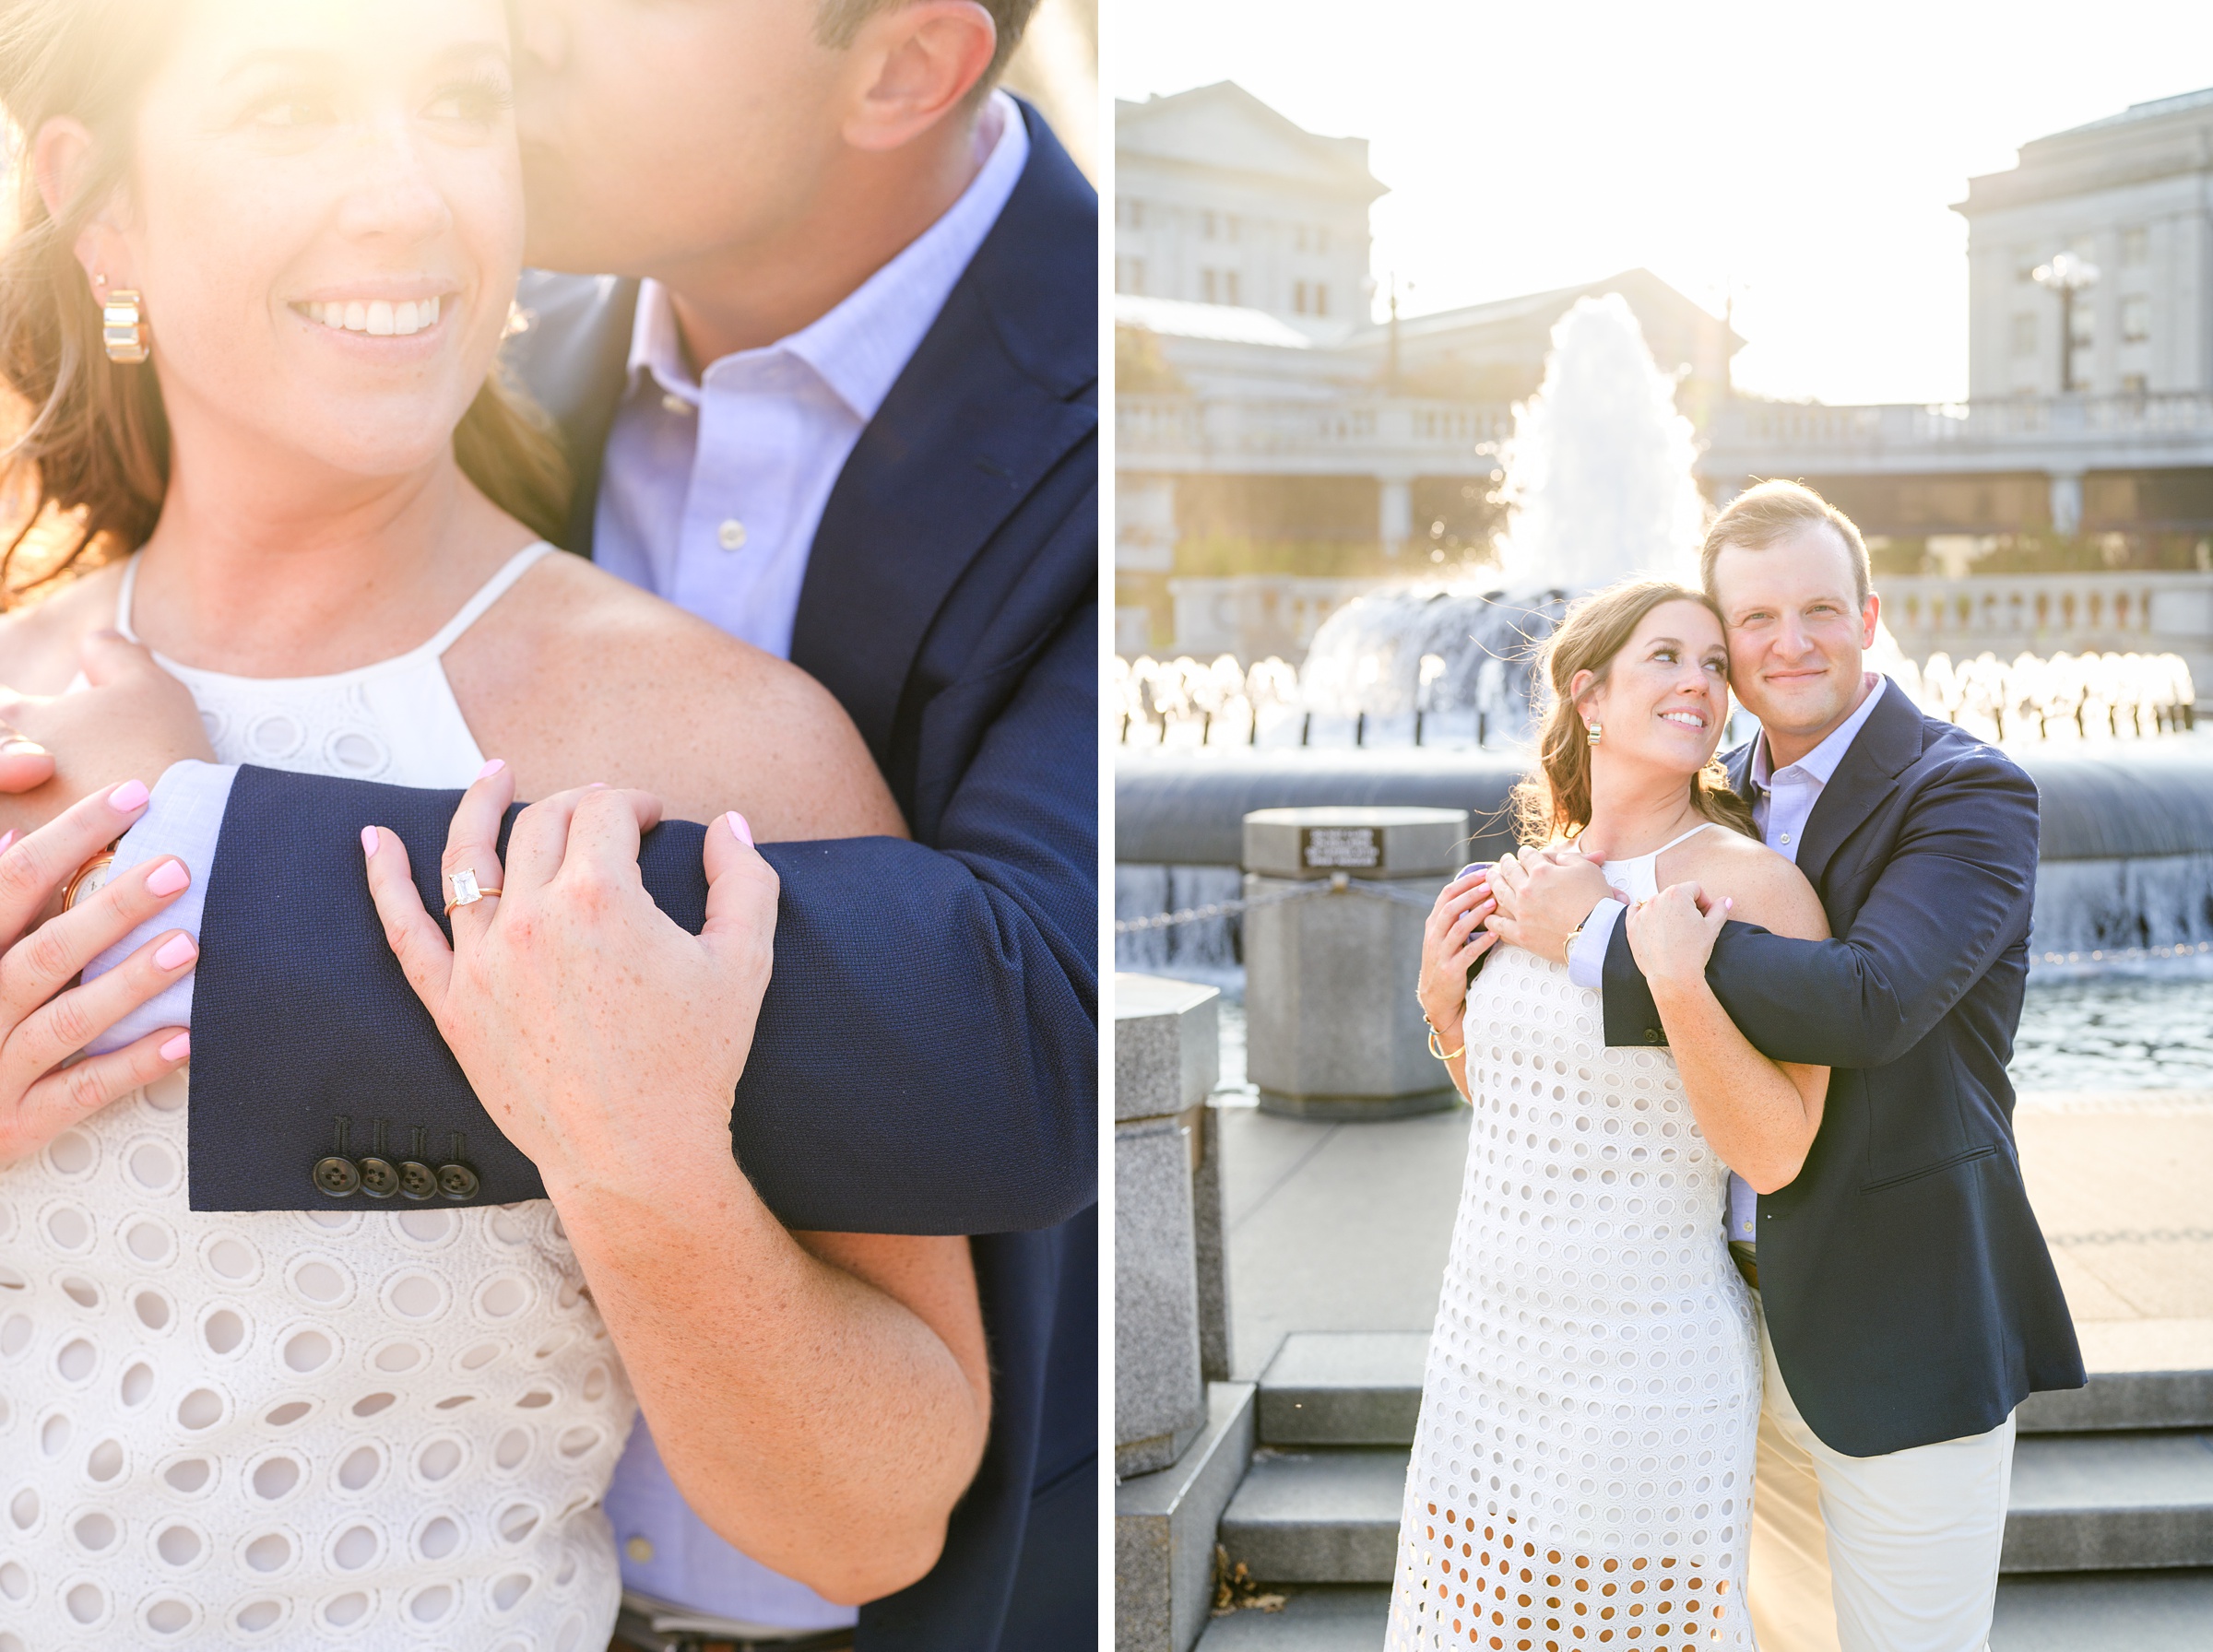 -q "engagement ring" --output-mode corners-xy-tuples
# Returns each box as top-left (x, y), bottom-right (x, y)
(444, 868), (503, 914)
